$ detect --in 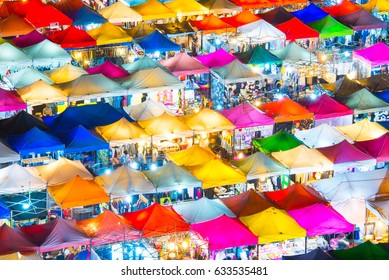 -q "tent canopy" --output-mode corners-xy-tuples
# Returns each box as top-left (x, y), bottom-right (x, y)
(322, 75), (365, 96)
(357, 74), (389, 92)
(353, 42), (389, 67)
(44, 63), (88, 84)
(221, 9), (261, 27)
(183, 108), (235, 132)
(166, 144), (217, 167)
(12, 30), (46, 48)
(231, 151), (288, 180)
(259, 97), (314, 123)
(98, 1), (142, 23)
(235, 45), (282, 66)
(23, 39), (72, 67)
(159, 52), (209, 76)
(211, 59), (261, 84)
(275, 18), (320, 41)
(359, 0), (389, 13)
(0, 42), (32, 69)
(132, 0), (176, 20)
(0, 224), (37, 255)
(16, 80), (68, 106)
(47, 25), (97, 49)
(190, 13), (235, 33)
(0, 88), (27, 113)
(164, 0), (209, 16)
(134, 30), (181, 53)
(95, 164), (155, 198)
(220, 101), (275, 129)
(330, 241), (389, 260)
(195, 48), (237, 68)
(335, 118), (388, 141)
(87, 22), (132, 46)
(282, 248), (334, 260)
(138, 112), (192, 137)
(66, 5), (107, 28)
(337, 8), (387, 31)
(86, 60), (129, 79)
(25, 4), (72, 28)
(155, 21), (196, 37)
(271, 42), (317, 64)
(294, 123), (354, 148)
(121, 55), (167, 74)
(322, 0), (361, 17)
(308, 15), (354, 38)
(355, 133), (389, 162)
(4, 67), (54, 89)
(198, 0), (242, 14)
(48, 175), (110, 208)
(0, 14), (35, 37)
(0, 140), (20, 164)
(124, 98), (172, 121)
(0, 110), (48, 136)
(125, 22), (156, 39)
(259, 6), (295, 25)
(252, 130), (303, 154)
(237, 19), (286, 44)
(292, 3), (329, 24)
